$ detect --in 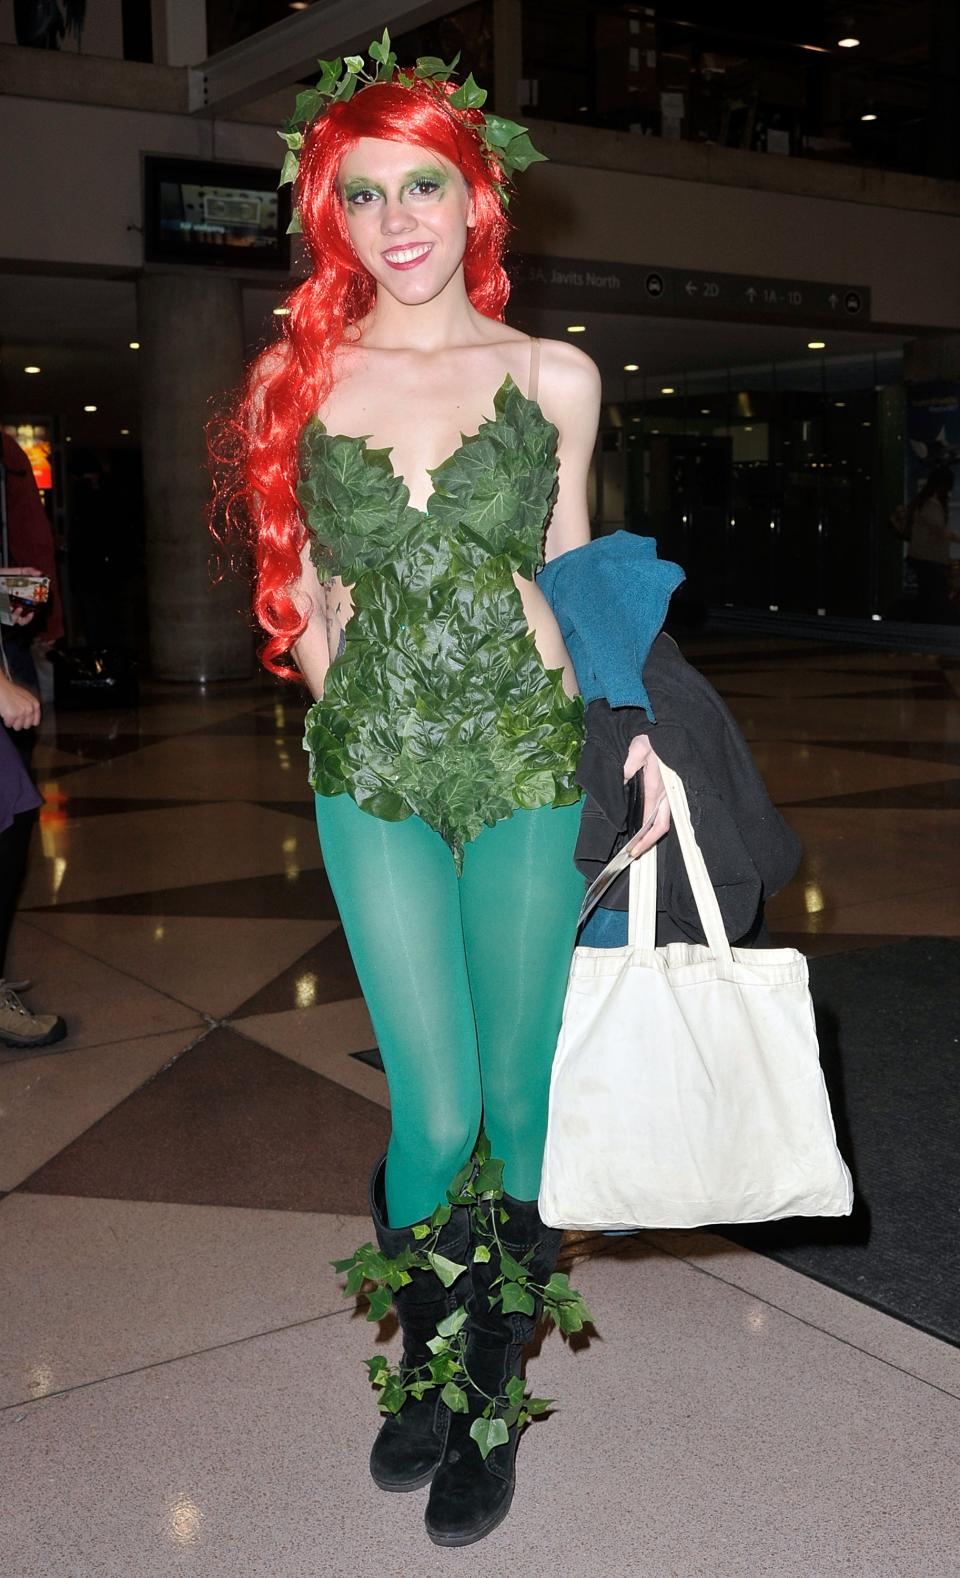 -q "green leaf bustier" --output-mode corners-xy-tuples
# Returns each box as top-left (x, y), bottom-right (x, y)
(298, 376), (584, 870)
